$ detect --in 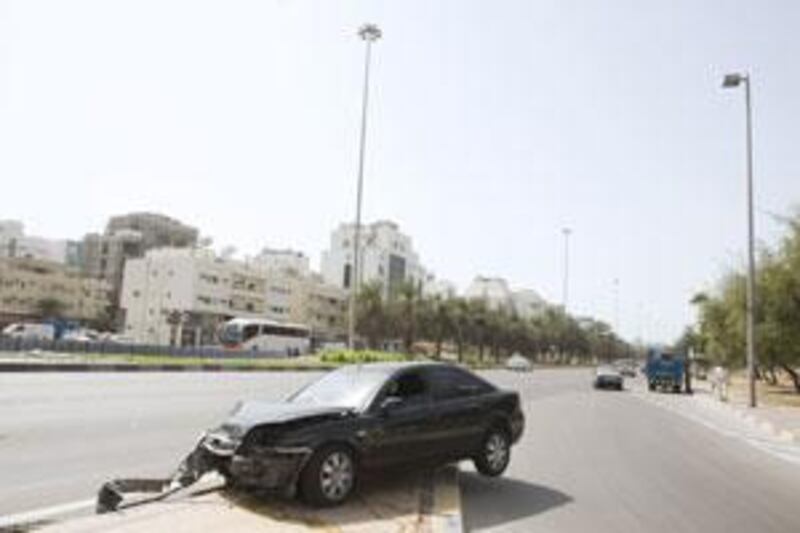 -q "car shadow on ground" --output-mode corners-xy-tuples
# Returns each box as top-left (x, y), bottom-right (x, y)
(460, 472), (572, 531)
(219, 465), (440, 530)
